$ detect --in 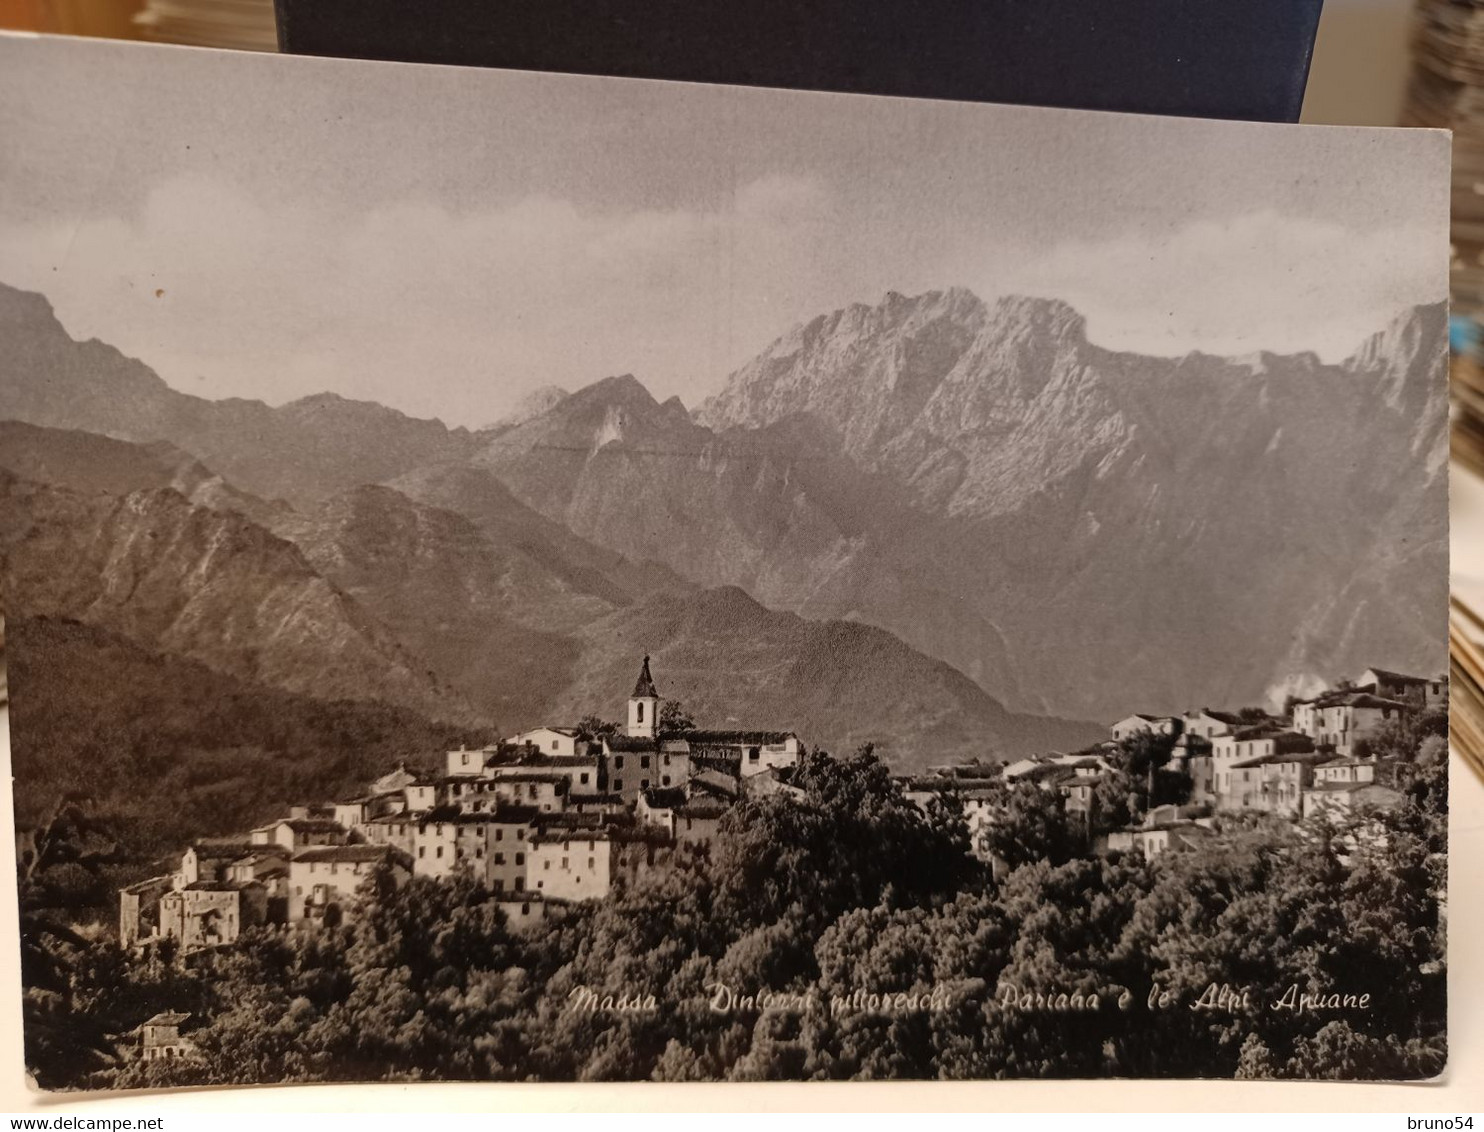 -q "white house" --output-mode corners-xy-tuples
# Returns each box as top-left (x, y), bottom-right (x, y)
(1210, 726), (1314, 801)
(1180, 709), (1243, 740)
(1292, 691), (1410, 755)
(503, 727), (584, 758)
